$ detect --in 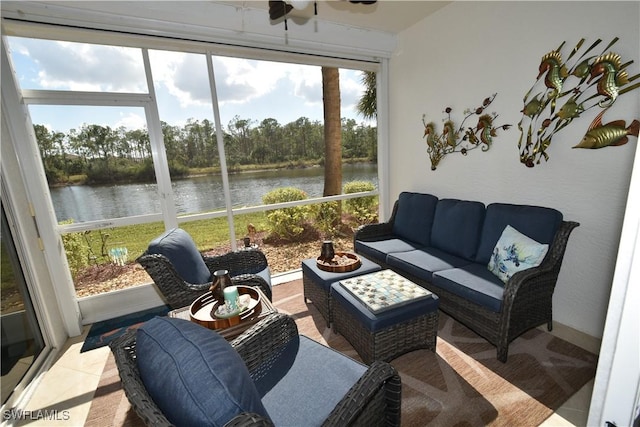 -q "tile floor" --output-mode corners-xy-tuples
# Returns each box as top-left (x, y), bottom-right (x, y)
(9, 272), (601, 427)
